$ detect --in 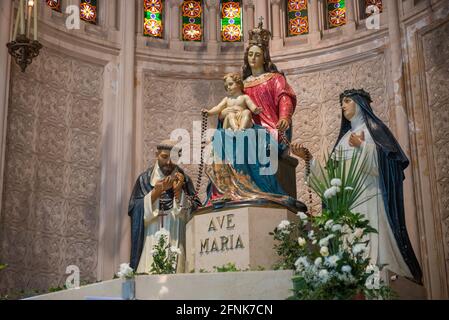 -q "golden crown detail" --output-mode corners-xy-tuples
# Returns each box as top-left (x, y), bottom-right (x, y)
(248, 17), (271, 47)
